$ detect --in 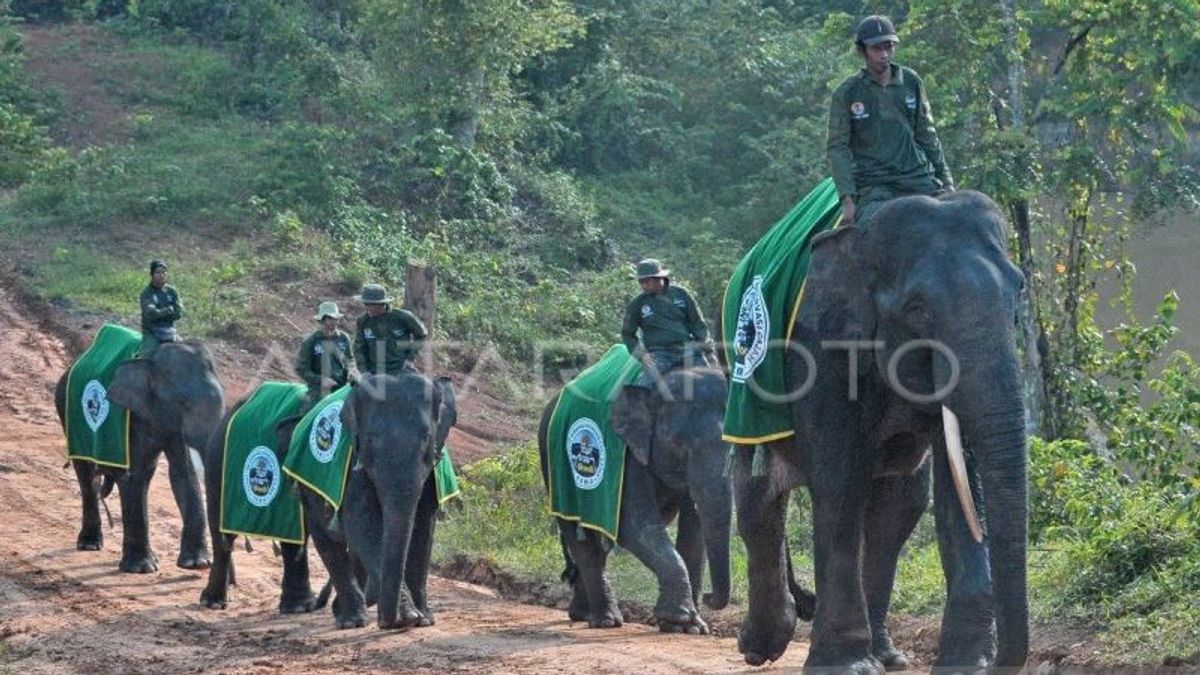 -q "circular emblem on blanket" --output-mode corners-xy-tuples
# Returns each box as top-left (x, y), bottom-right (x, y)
(732, 275), (770, 384)
(309, 400), (345, 464)
(242, 446), (281, 507)
(81, 380), (111, 433)
(566, 418), (606, 490)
